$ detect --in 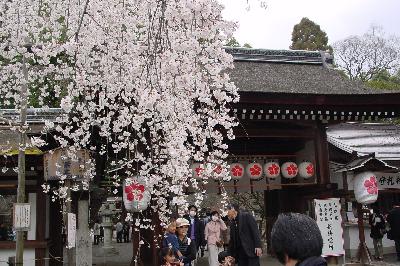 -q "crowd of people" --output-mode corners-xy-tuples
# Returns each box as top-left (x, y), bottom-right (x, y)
(161, 203), (264, 266)
(89, 202), (400, 266)
(368, 204), (400, 261)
